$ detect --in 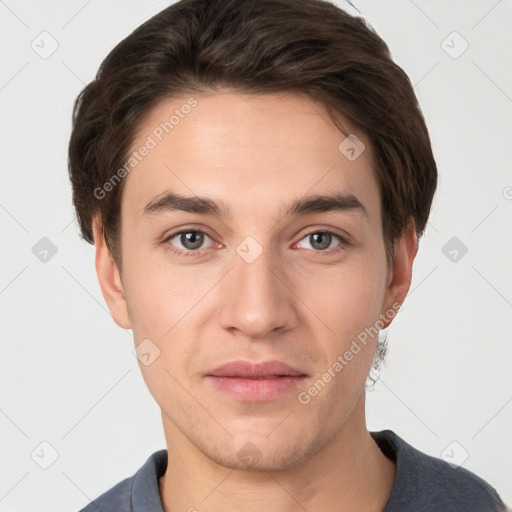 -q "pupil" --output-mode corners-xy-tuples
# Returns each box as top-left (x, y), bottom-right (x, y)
(183, 231), (203, 249)
(312, 233), (330, 250)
